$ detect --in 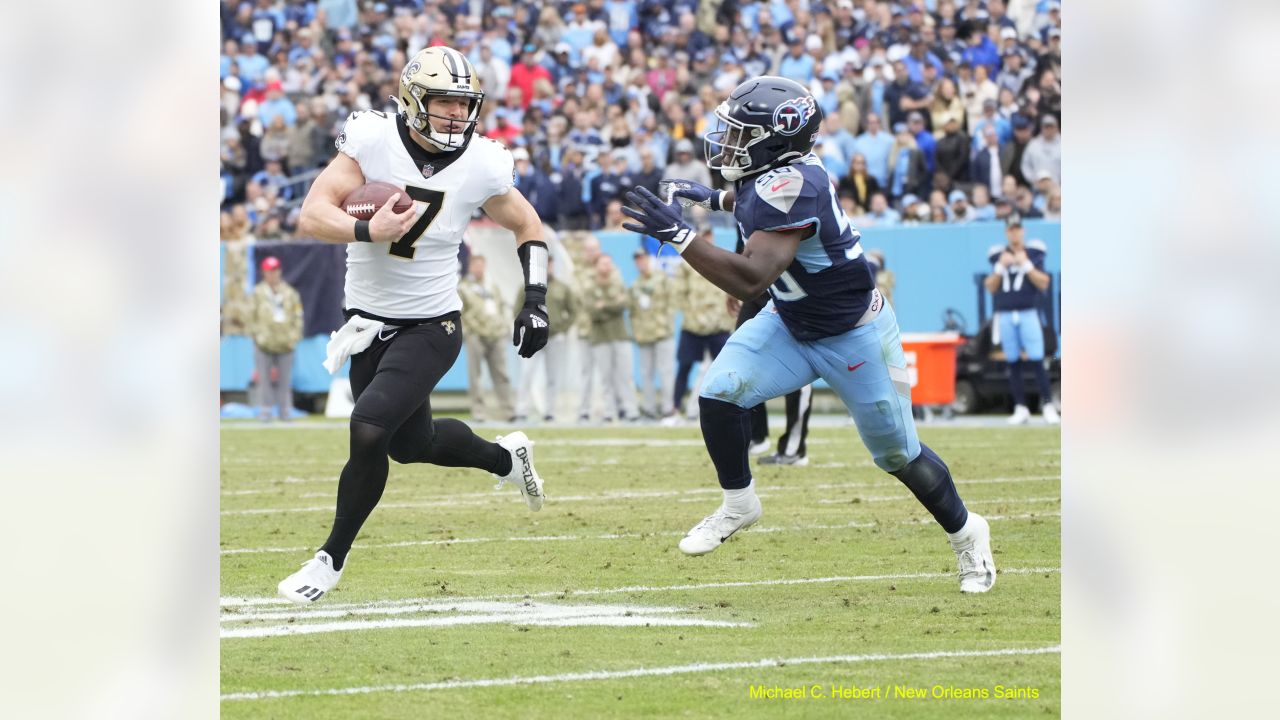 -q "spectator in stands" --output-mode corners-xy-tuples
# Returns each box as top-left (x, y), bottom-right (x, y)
(1044, 186), (1062, 220)
(888, 122), (926, 202)
(971, 184), (997, 221)
(1021, 114), (1061, 187)
(929, 77), (966, 133)
(971, 98), (1012, 152)
(971, 123), (1005, 199)
(864, 192), (902, 227)
(554, 148), (591, 230)
(630, 147), (664, 195)
(458, 255), (515, 423)
(852, 112), (894, 187)
(1006, 113), (1035, 187)
(950, 189), (978, 223)
(629, 249), (676, 420)
(259, 115), (291, 166)
(838, 153), (882, 211)
(669, 227), (735, 423)
(250, 256), (303, 422)
(585, 254), (638, 423)
(590, 150), (632, 229)
(515, 254), (577, 423)
(513, 147), (559, 227)
(257, 80), (297, 128)
(663, 139), (712, 189)
(935, 113), (970, 184)
(250, 159), (293, 202)
(908, 111), (937, 176)
(1014, 185), (1044, 219)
